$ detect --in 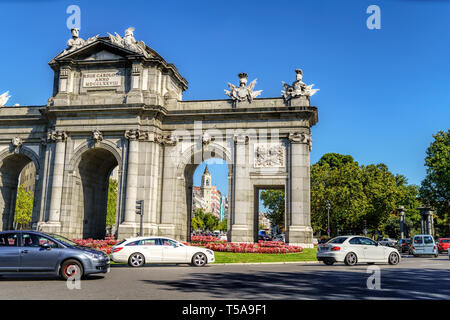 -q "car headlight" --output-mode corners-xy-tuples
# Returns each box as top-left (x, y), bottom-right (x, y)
(84, 252), (103, 260)
(206, 250), (214, 256)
